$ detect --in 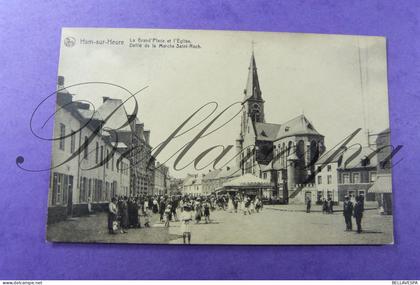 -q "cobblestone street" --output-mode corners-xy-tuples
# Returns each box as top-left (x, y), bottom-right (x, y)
(47, 202), (393, 245)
